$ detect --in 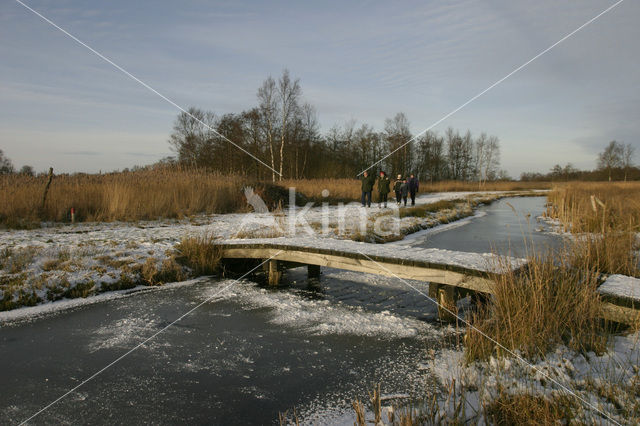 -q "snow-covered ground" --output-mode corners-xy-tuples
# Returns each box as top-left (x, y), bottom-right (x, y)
(424, 331), (640, 425)
(0, 191), (520, 312)
(2, 188), (640, 424)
